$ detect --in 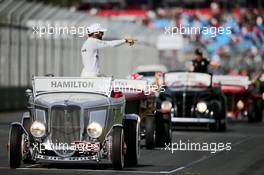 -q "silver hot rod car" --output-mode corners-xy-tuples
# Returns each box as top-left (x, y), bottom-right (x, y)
(8, 77), (140, 170)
